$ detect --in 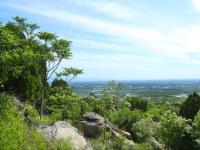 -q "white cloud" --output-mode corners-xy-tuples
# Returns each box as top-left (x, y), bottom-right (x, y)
(5, 3), (164, 44)
(6, 3), (160, 40)
(192, 0), (200, 13)
(67, 0), (135, 20)
(4, 1), (200, 65)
